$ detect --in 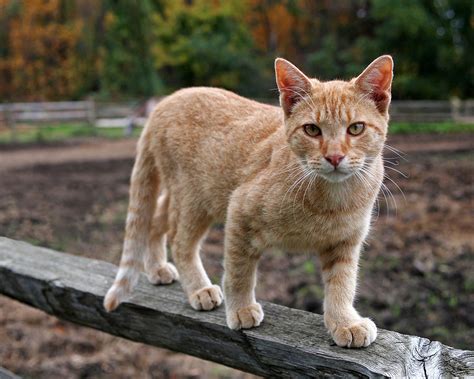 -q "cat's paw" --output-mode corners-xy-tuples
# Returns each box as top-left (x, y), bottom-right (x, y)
(189, 285), (223, 311)
(325, 316), (377, 348)
(226, 303), (264, 330)
(146, 263), (179, 285)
